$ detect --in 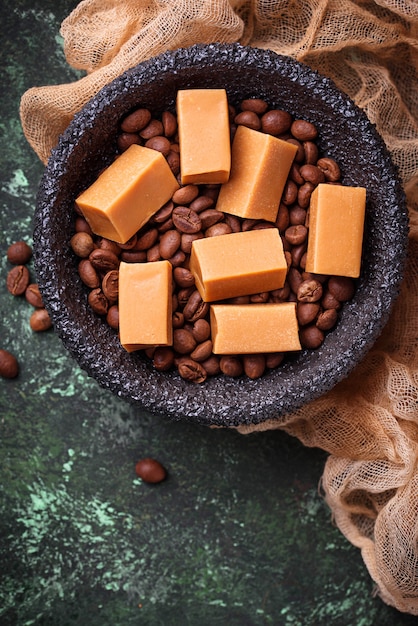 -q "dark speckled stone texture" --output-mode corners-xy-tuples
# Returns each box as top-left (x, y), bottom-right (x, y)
(34, 43), (408, 428)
